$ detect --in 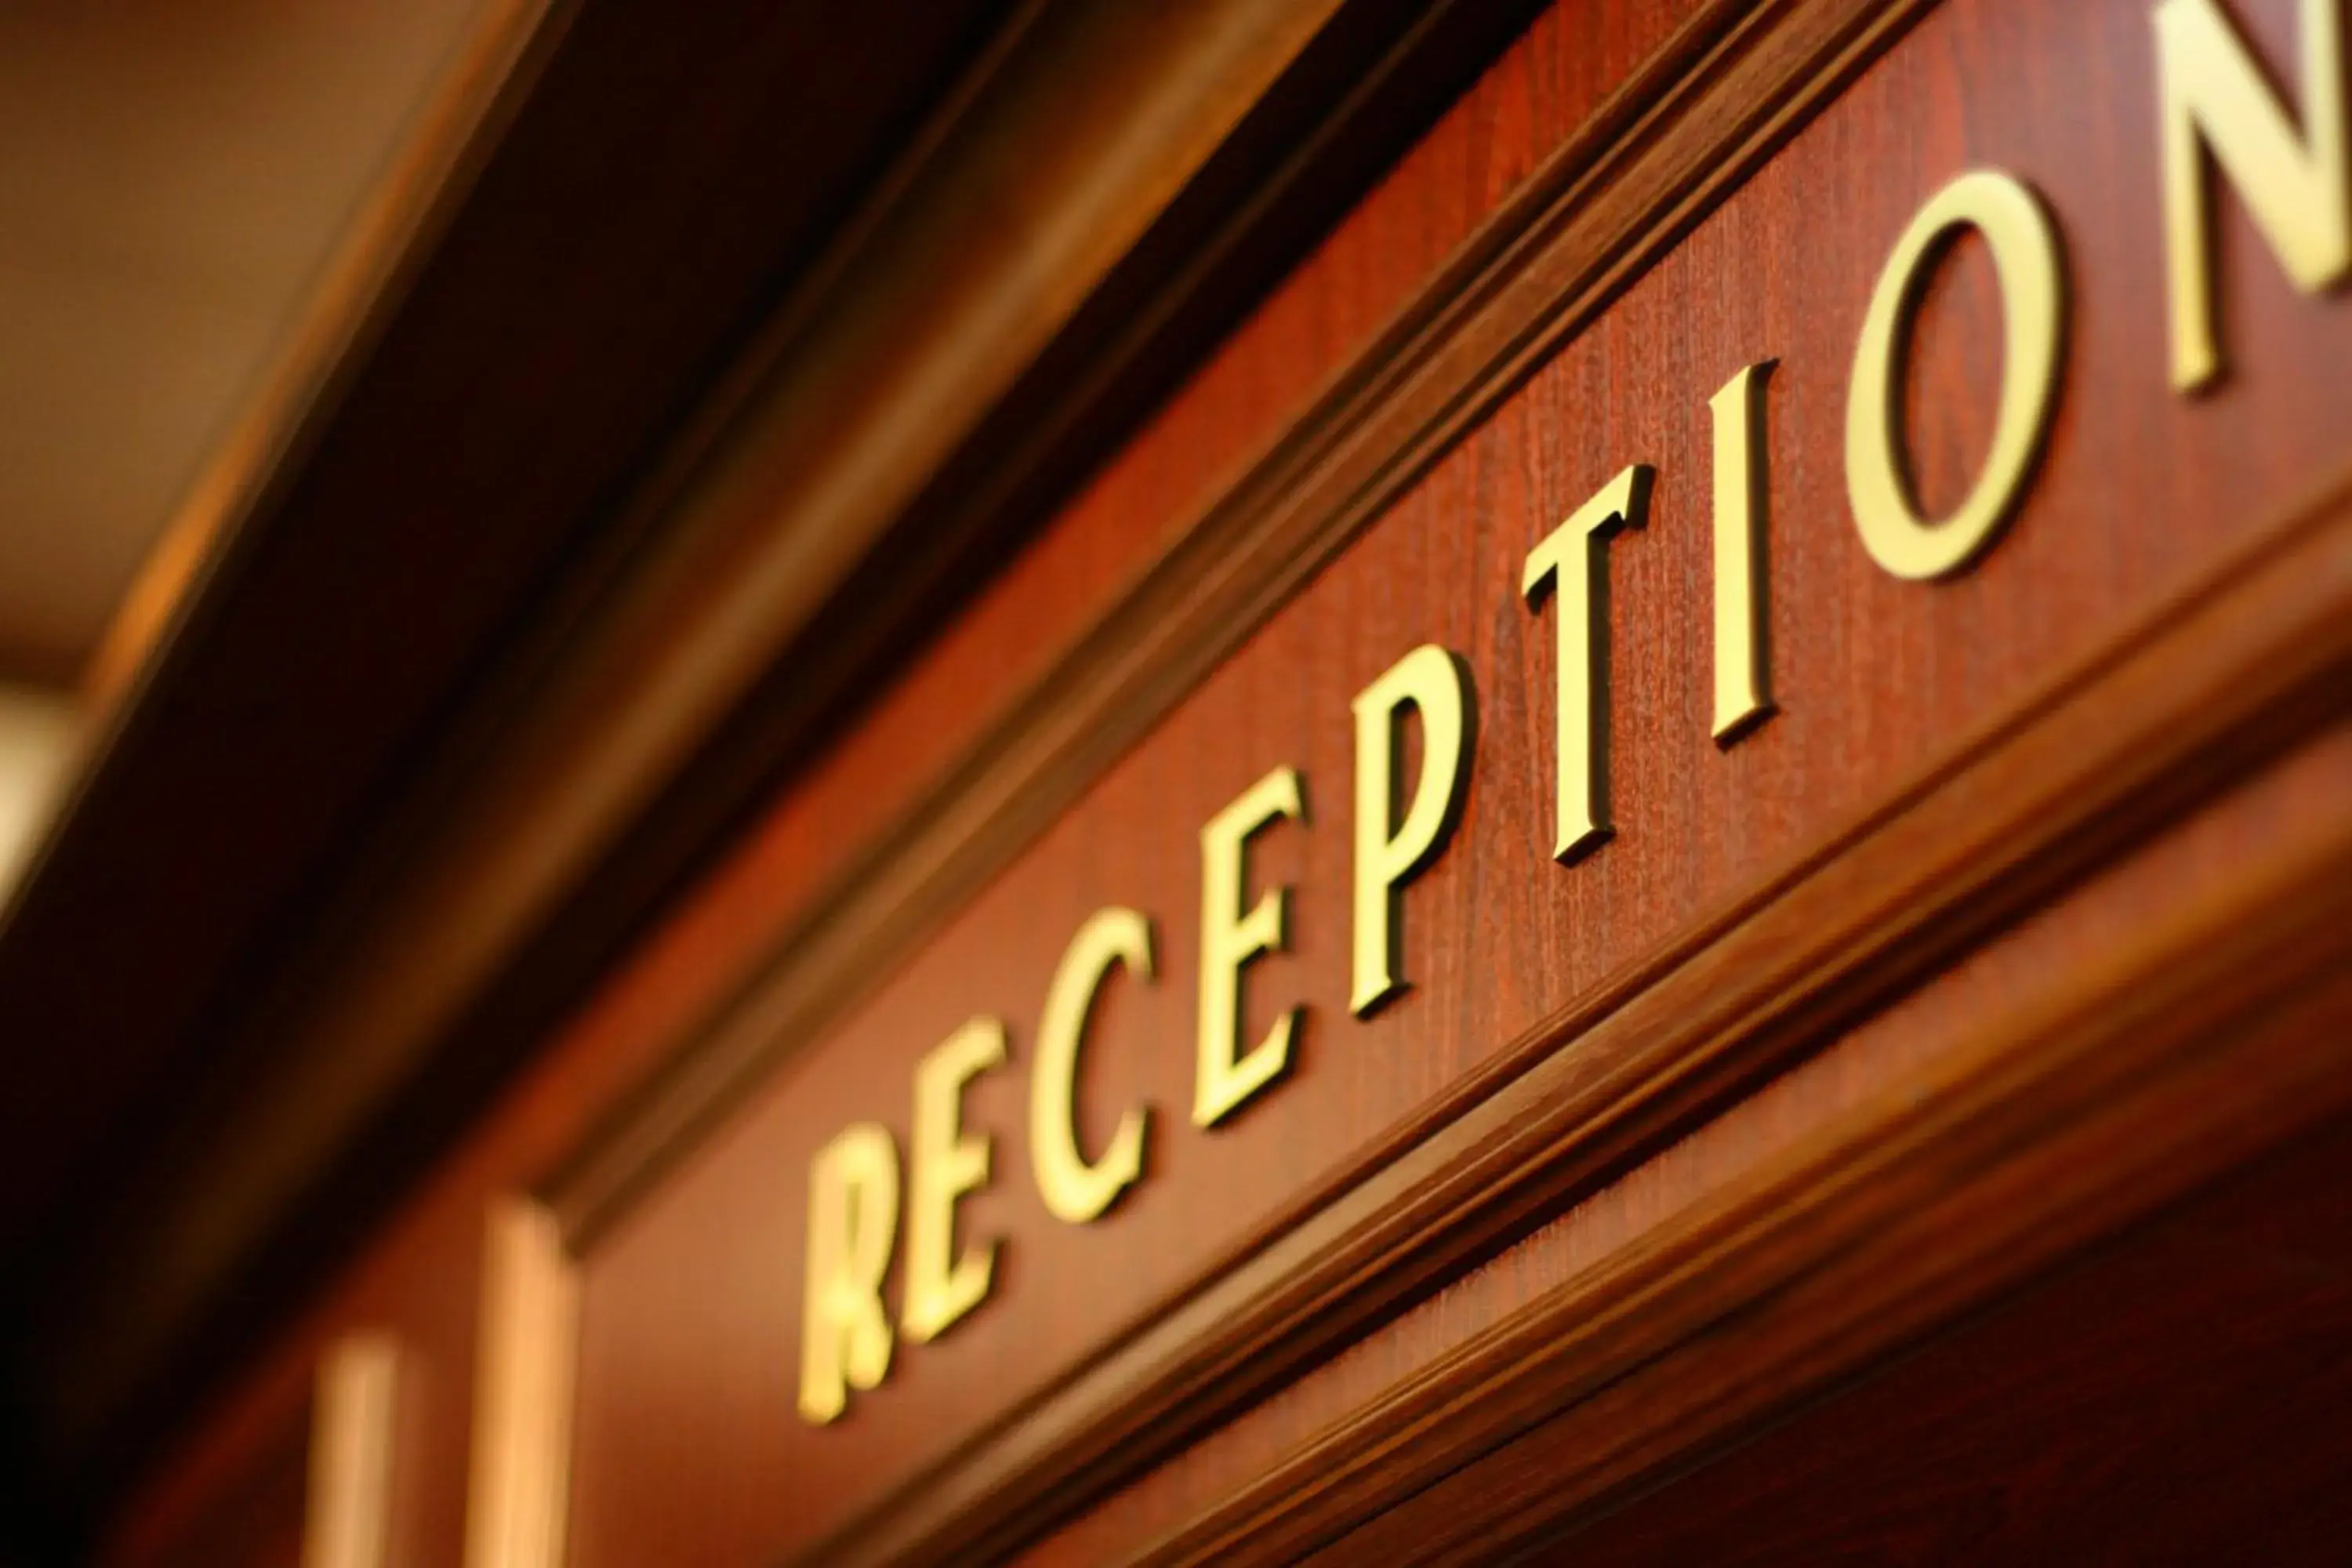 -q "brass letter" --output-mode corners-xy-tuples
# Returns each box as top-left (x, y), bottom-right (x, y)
(1194, 765), (1304, 1127)
(902, 1018), (1003, 1345)
(2157, 0), (2350, 392)
(797, 1123), (898, 1424)
(1846, 169), (2065, 581)
(1031, 907), (1153, 1223)
(1708, 361), (1776, 742)
(1349, 644), (1474, 1016)
(1522, 464), (1653, 862)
